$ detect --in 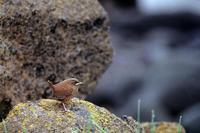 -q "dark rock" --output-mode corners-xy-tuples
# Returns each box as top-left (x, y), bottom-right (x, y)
(112, 13), (200, 34)
(89, 6), (200, 133)
(0, 98), (12, 121)
(99, 0), (136, 8)
(0, 0), (112, 105)
(89, 1), (200, 132)
(182, 104), (200, 133)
